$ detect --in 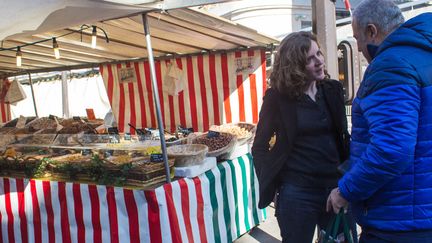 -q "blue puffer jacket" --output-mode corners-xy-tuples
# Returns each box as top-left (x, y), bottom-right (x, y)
(338, 13), (432, 231)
